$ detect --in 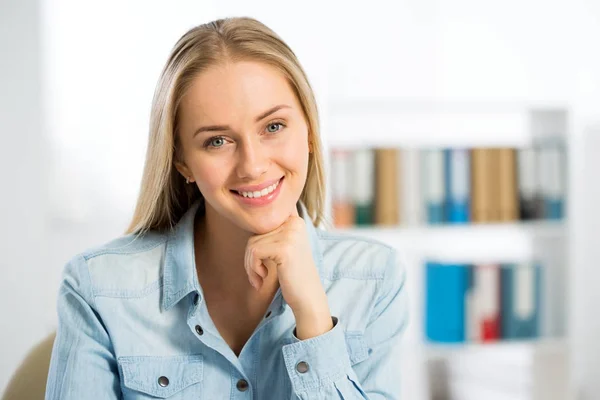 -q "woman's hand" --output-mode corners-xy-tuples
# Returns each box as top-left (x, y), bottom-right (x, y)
(244, 212), (333, 339)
